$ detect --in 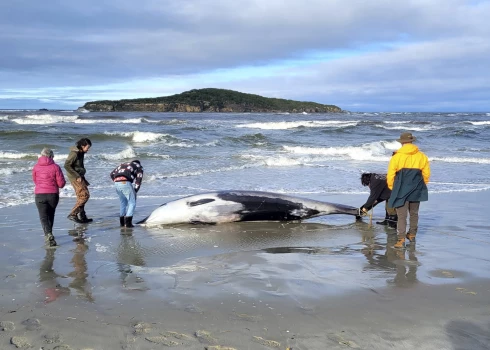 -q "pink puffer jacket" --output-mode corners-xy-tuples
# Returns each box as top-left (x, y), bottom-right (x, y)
(32, 156), (66, 194)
